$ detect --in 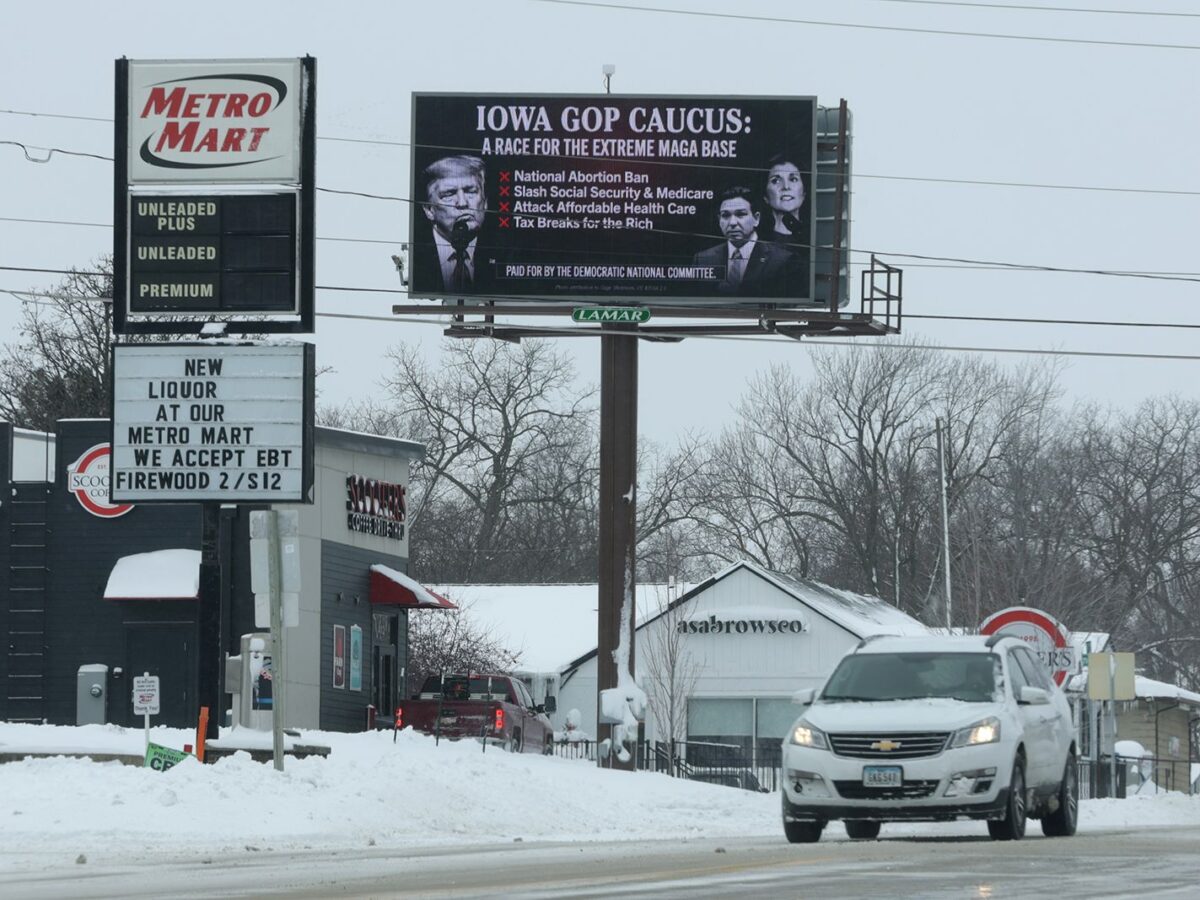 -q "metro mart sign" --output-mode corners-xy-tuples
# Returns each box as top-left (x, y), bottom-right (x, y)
(110, 342), (314, 503)
(126, 59), (302, 184)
